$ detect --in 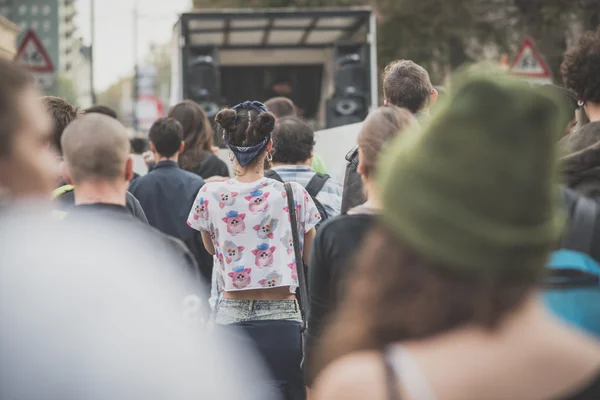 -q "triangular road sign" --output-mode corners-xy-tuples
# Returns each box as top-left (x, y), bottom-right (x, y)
(15, 30), (55, 73)
(510, 37), (551, 79)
